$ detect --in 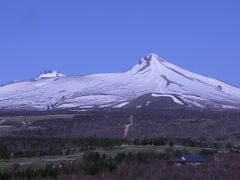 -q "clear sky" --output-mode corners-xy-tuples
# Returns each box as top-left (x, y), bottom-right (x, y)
(0, 0), (240, 86)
